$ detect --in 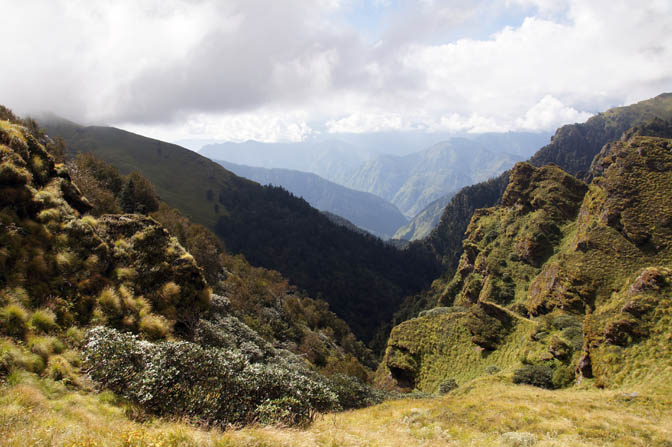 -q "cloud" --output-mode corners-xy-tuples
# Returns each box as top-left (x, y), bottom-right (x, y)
(0, 0), (671, 142)
(516, 95), (593, 131)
